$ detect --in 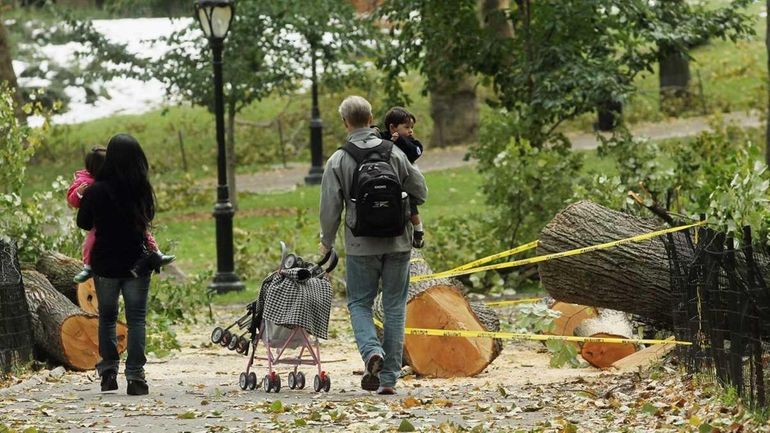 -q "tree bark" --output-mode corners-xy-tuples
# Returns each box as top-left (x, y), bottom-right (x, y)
(22, 270), (127, 370)
(374, 250), (502, 377)
(35, 252), (82, 304)
(0, 20), (25, 122)
(659, 47), (691, 115)
(429, 77), (479, 148)
(537, 200), (694, 327)
(0, 240), (33, 373)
